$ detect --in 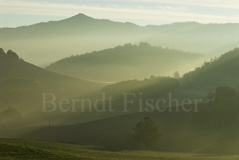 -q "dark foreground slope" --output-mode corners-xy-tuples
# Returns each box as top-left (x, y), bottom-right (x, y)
(21, 111), (192, 151)
(4, 109), (237, 155)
